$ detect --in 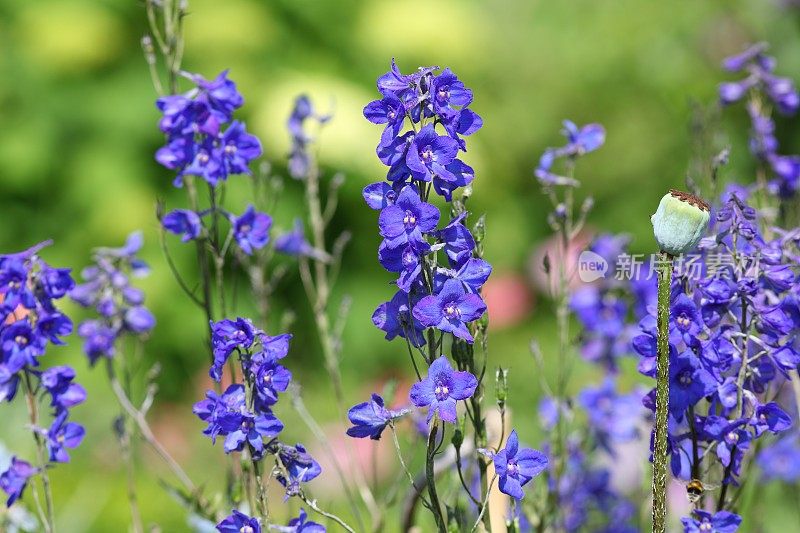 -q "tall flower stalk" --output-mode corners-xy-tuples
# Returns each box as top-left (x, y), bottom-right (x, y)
(651, 251), (673, 533)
